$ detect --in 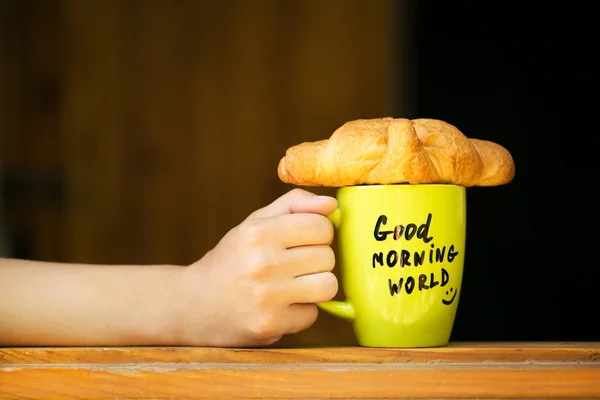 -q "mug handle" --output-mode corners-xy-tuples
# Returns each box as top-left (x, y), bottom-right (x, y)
(316, 208), (356, 322)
